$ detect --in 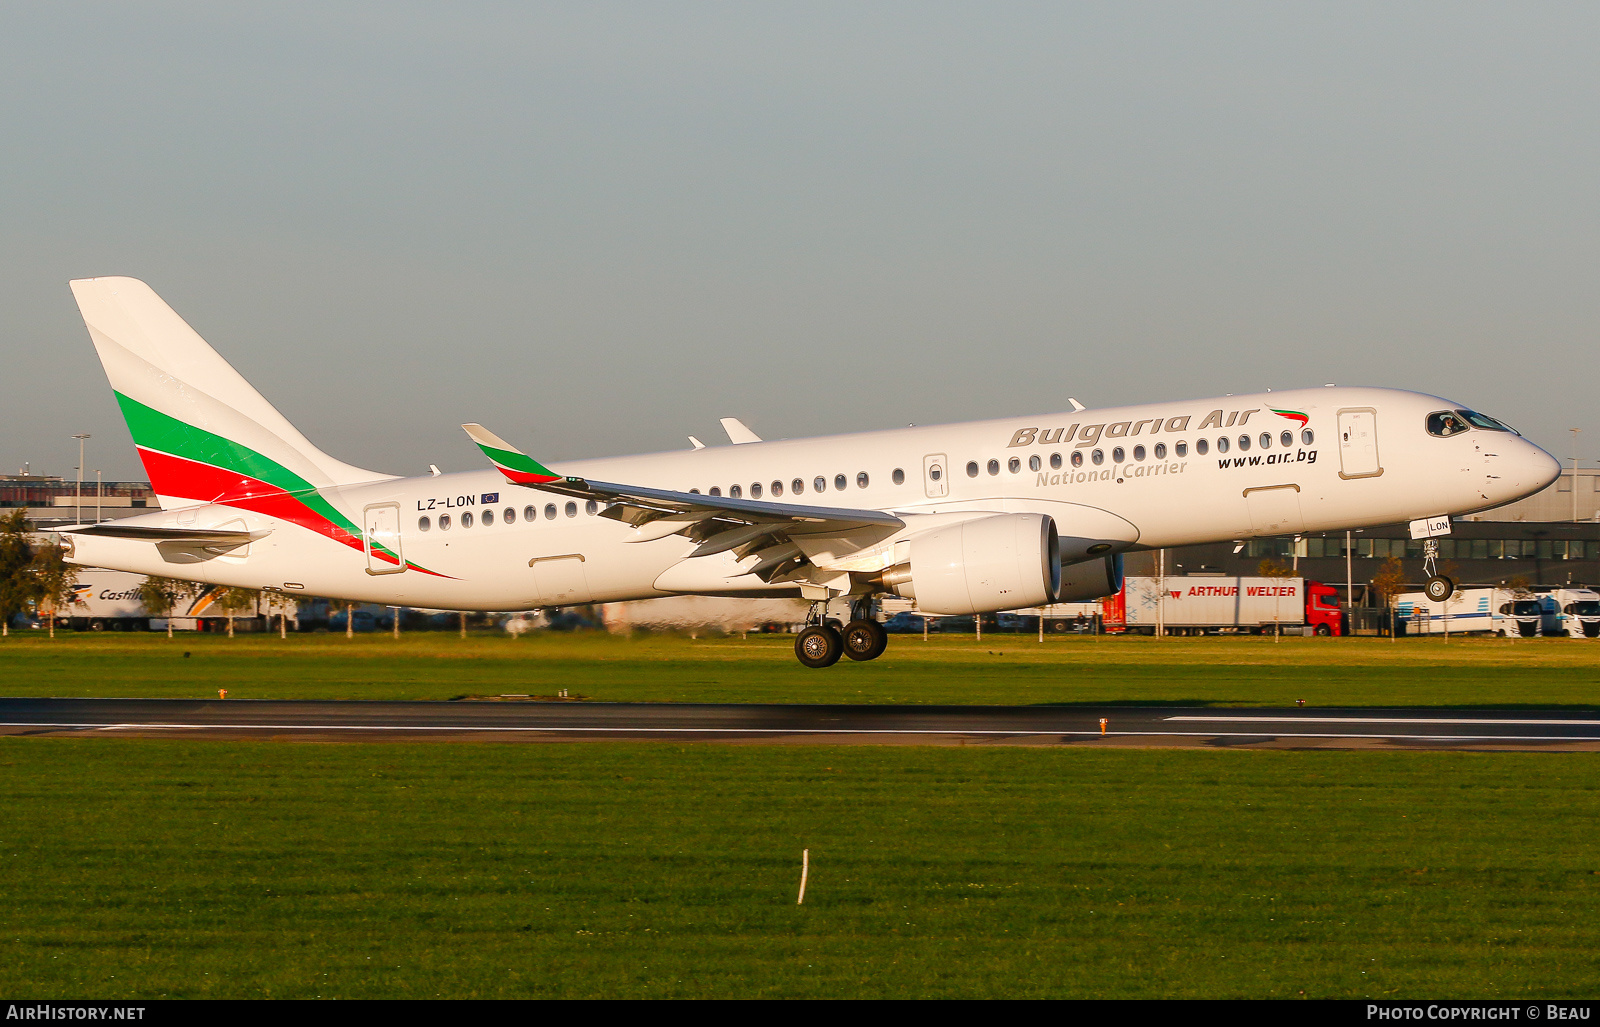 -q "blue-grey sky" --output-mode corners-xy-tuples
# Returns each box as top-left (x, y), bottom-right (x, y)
(4, 2), (1598, 481)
